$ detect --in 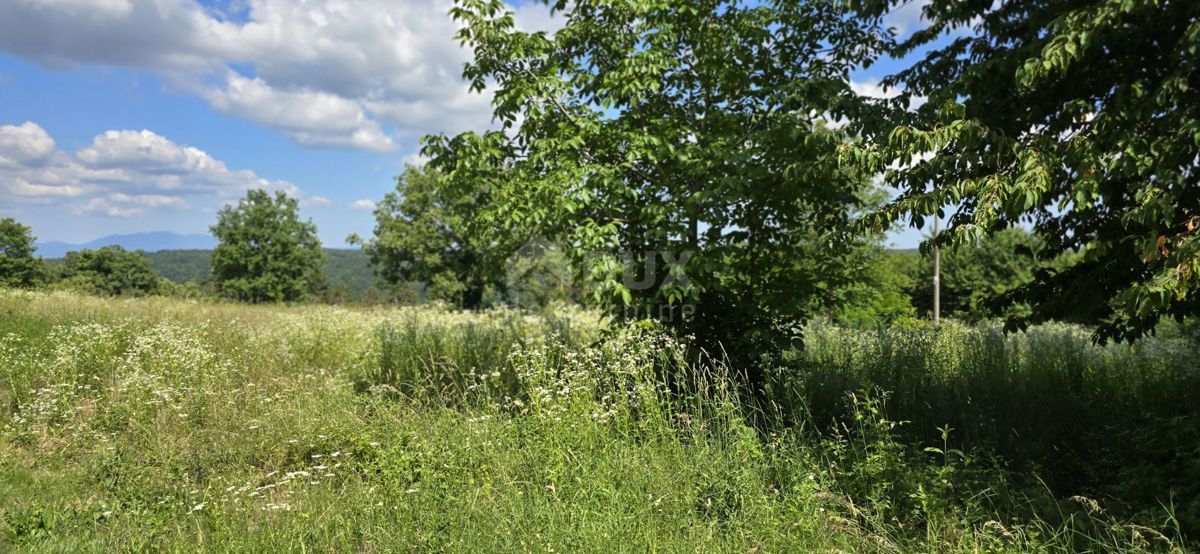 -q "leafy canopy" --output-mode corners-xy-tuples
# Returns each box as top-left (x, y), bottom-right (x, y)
(211, 189), (324, 303)
(350, 164), (499, 308)
(424, 0), (889, 358)
(904, 228), (1058, 322)
(0, 218), (48, 288)
(59, 245), (160, 297)
(848, 0), (1200, 341)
